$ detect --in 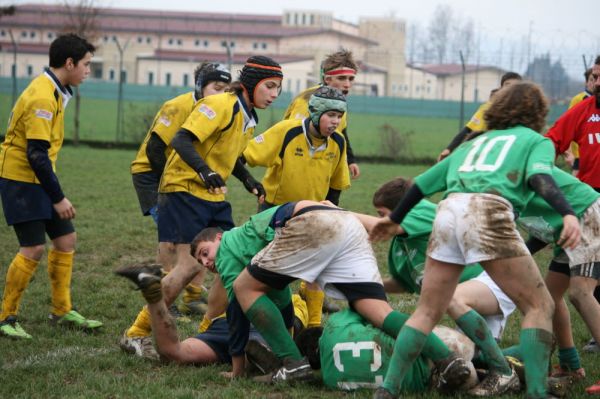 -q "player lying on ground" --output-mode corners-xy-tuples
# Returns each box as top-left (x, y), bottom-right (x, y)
(192, 200), (473, 388)
(369, 82), (581, 399)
